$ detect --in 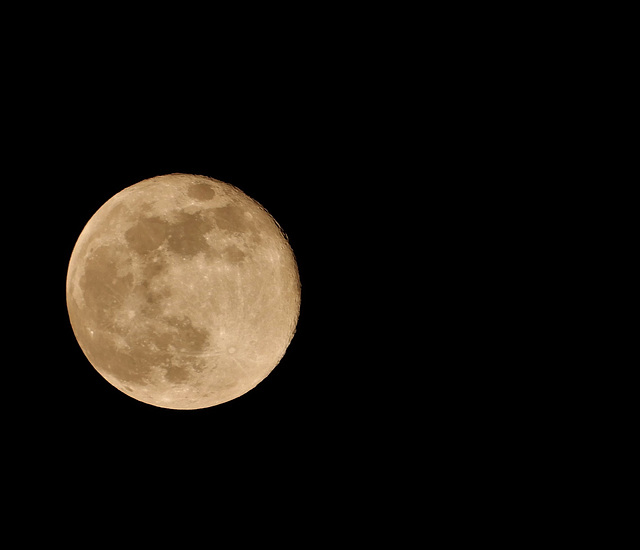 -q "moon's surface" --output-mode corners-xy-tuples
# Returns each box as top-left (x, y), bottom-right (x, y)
(66, 173), (300, 410)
